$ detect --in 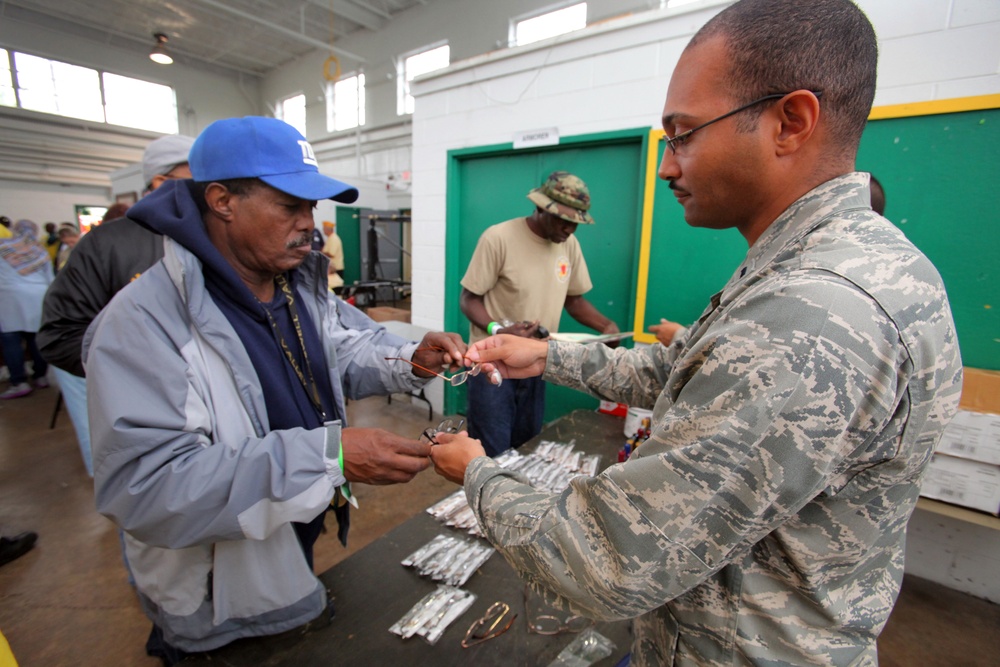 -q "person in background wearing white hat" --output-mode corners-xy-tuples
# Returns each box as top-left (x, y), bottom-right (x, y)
(38, 134), (196, 477)
(459, 170), (620, 457)
(82, 116), (465, 663)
